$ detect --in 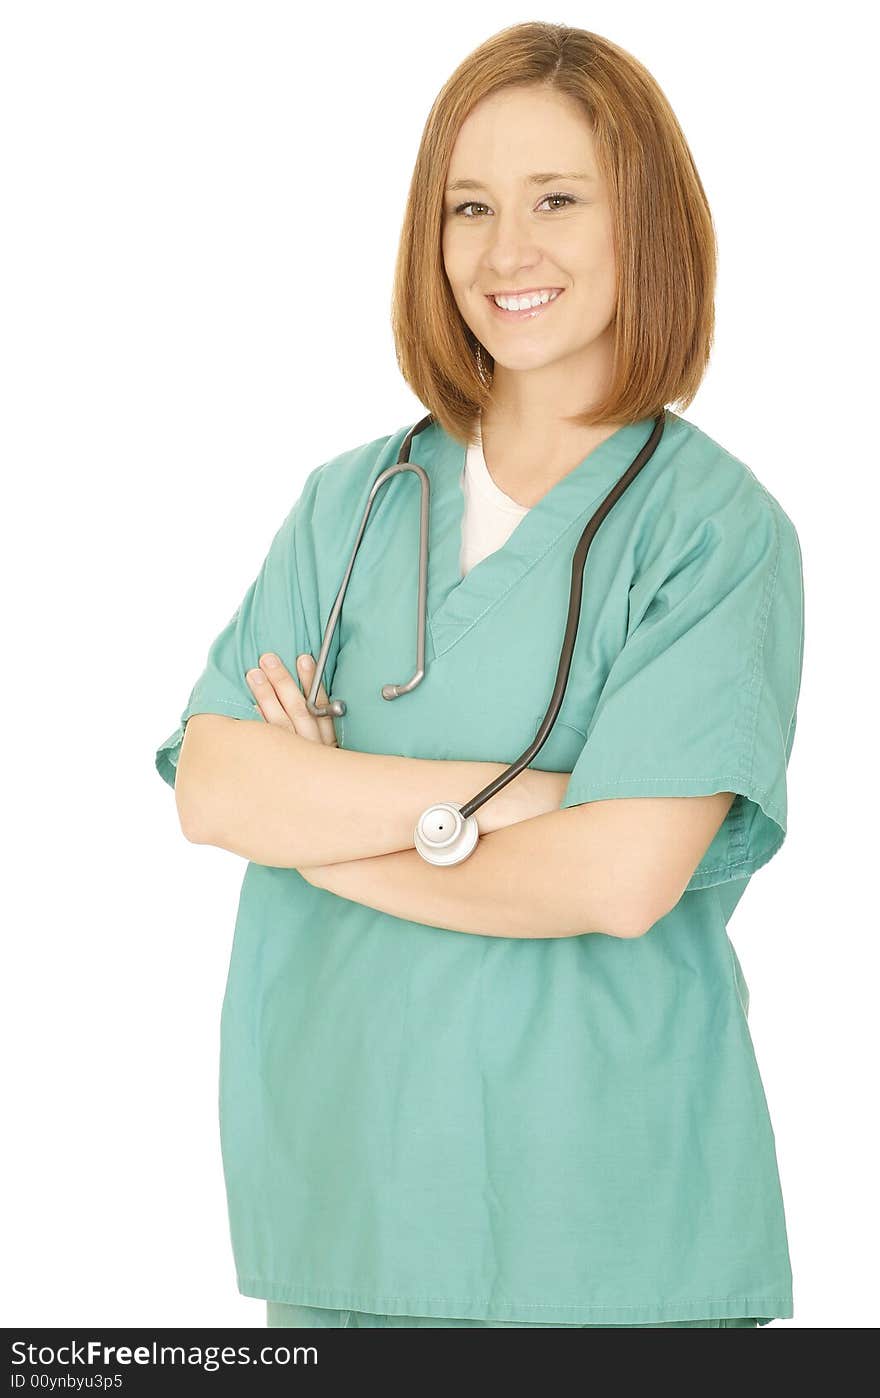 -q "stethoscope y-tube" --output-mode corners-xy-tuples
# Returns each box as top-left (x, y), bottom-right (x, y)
(305, 409), (667, 865)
